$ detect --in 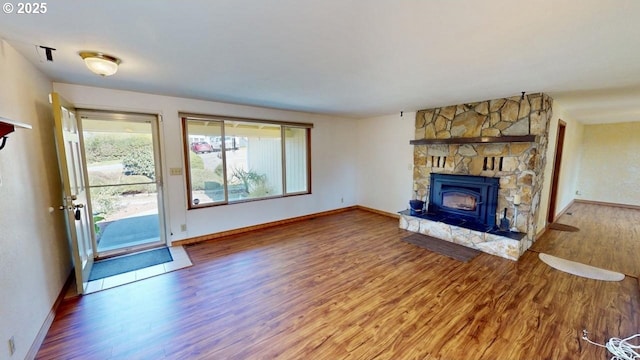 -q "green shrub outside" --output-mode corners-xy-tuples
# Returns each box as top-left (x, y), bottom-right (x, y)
(89, 174), (155, 217)
(122, 149), (155, 179)
(84, 134), (151, 163)
(190, 151), (204, 169)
